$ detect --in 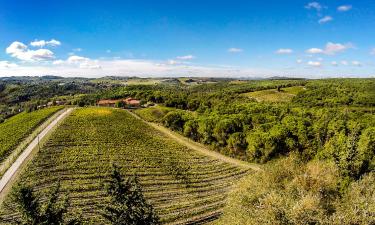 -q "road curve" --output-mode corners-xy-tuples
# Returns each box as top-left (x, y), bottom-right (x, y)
(0, 108), (73, 194)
